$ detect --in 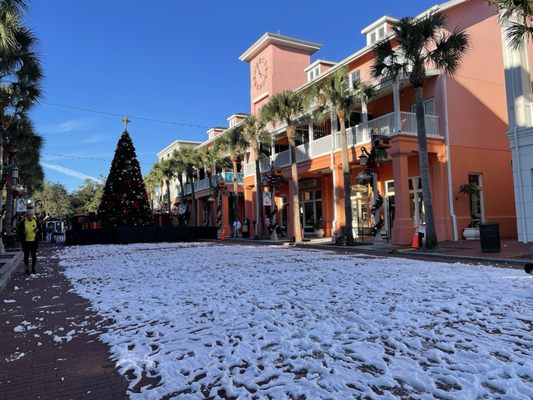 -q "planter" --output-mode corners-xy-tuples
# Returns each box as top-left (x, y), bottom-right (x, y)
(462, 227), (480, 240)
(314, 228), (324, 238)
